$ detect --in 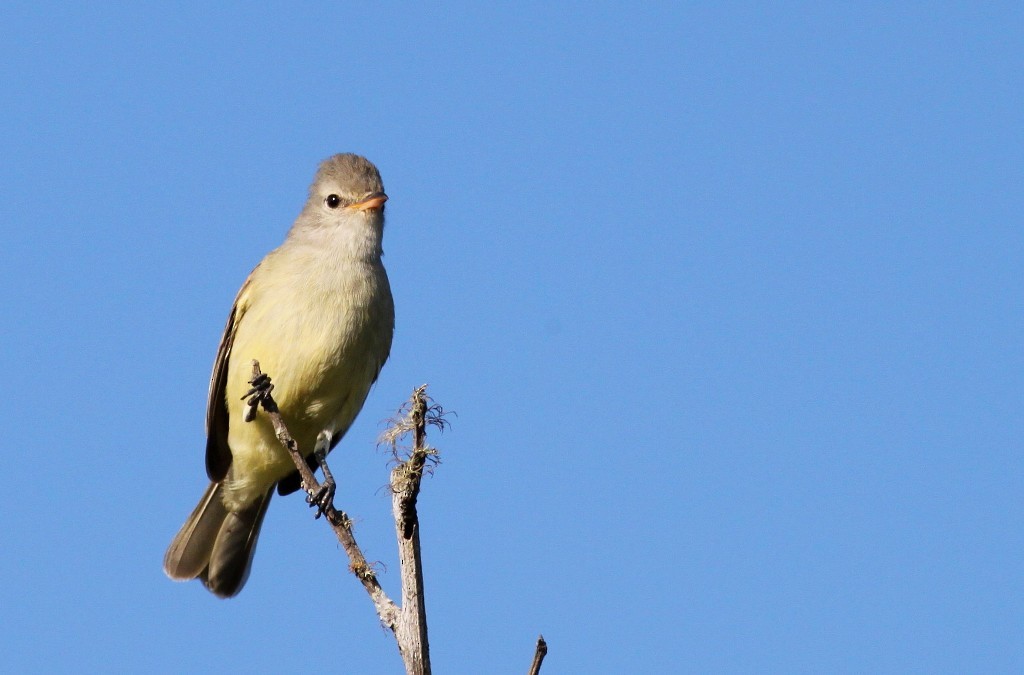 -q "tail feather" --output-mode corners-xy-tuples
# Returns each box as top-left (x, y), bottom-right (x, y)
(164, 482), (273, 598)
(201, 491), (273, 597)
(164, 482), (226, 581)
